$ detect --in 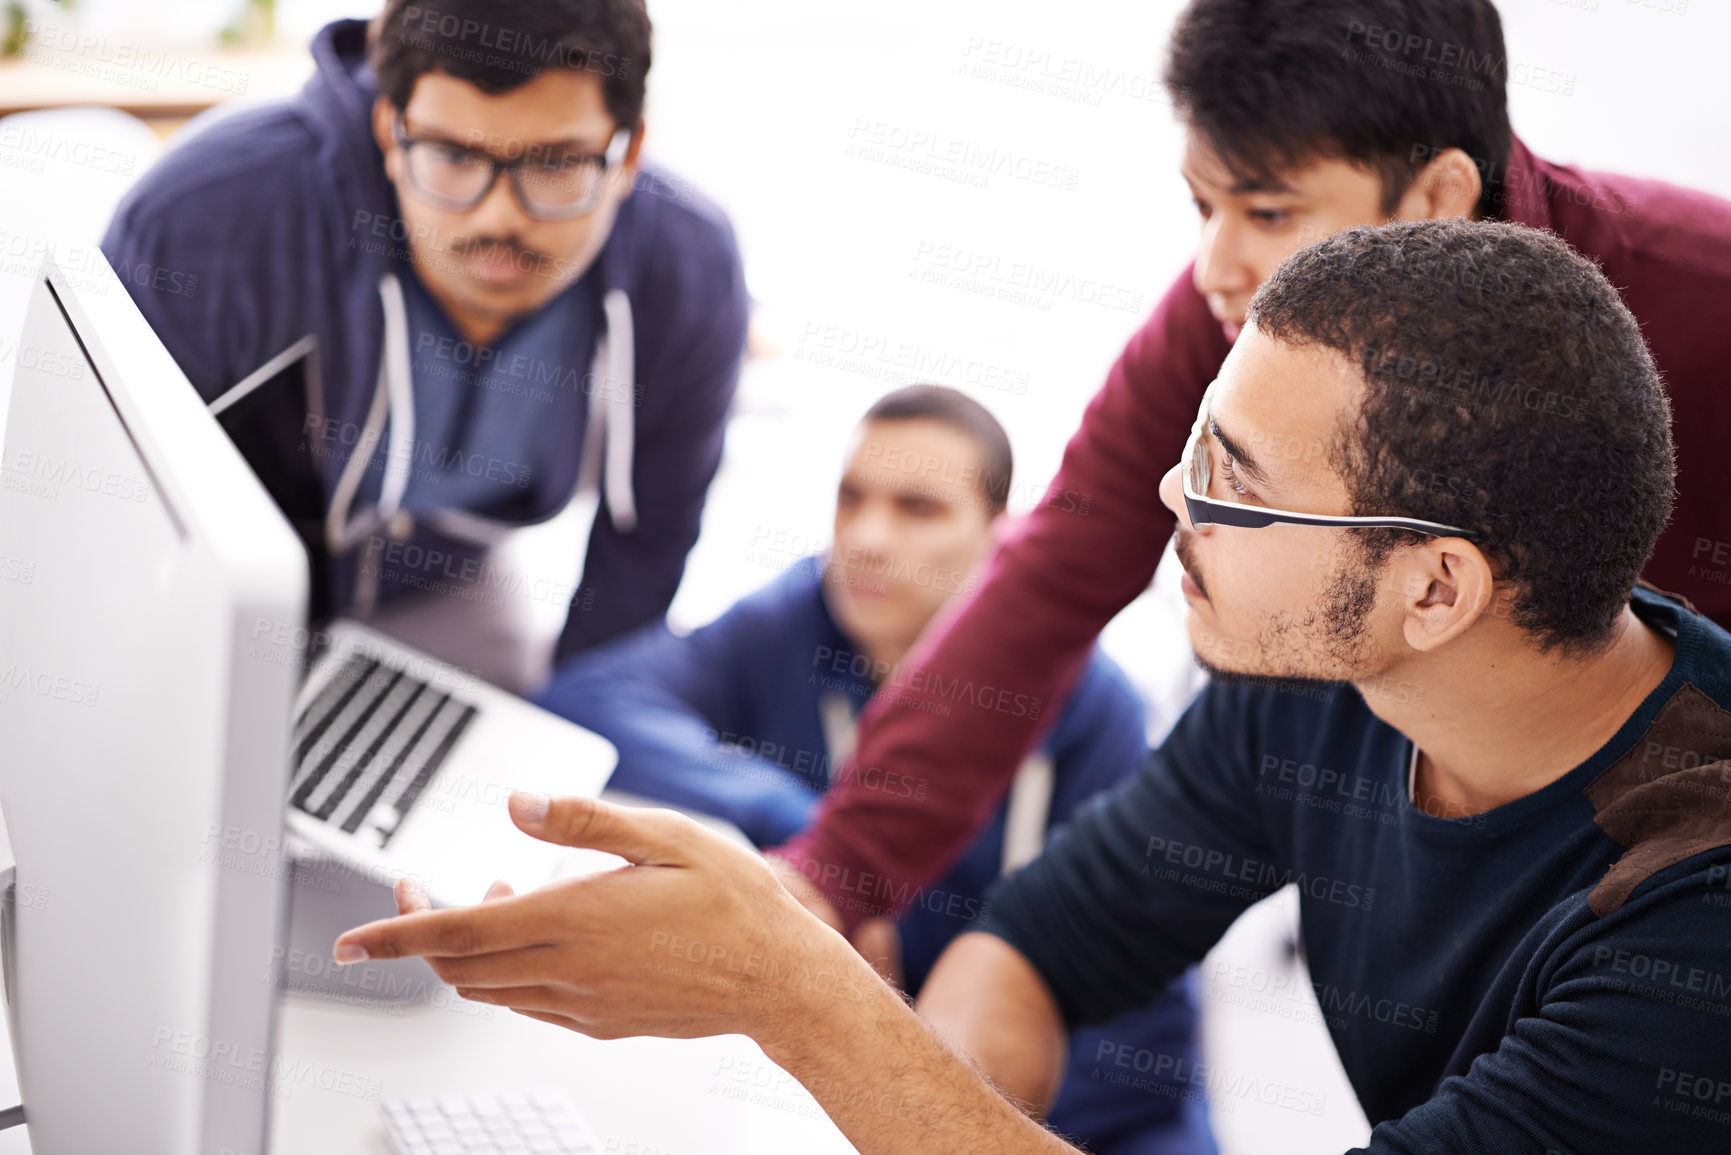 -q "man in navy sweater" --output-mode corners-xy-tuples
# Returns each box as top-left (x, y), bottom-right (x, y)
(775, 0), (1731, 951)
(340, 219), (1731, 1154)
(100, 0), (747, 685)
(537, 385), (1213, 1155)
